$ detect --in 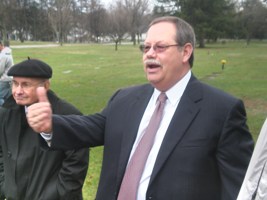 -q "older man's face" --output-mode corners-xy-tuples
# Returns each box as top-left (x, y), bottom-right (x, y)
(142, 21), (193, 91)
(11, 77), (48, 106)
